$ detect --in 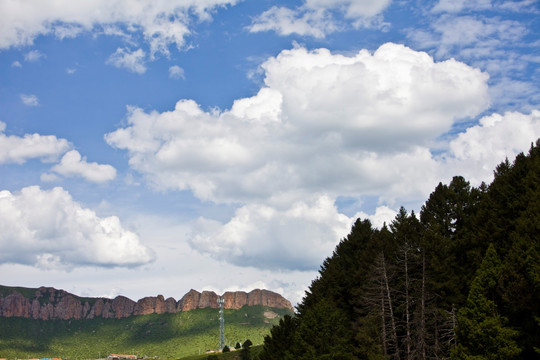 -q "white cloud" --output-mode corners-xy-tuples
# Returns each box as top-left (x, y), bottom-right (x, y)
(20, 94), (40, 106)
(248, 6), (337, 38)
(356, 205), (398, 229)
(498, 0), (540, 12)
(11, 60), (22, 67)
(433, 0), (539, 13)
(305, 0), (392, 18)
(106, 43), (489, 204)
(47, 150), (117, 183)
(0, 0), (238, 54)
(489, 77), (540, 112)
(0, 122), (70, 164)
(189, 195), (356, 270)
(106, 47), (147, 74)
(445, 110), (540, 185)
(66, 67), (76, 74)
(407, 1), (538, 112)
(409, 15), (527, 59)
(24, 49), (45, 62)
(0, 186), (155, 269)
(432, 0), (492, 13)
(0, 212), (316, 305)
(249, 0), (391, 37)
(169, 65), (185, 80)
(104, 43), (503, 271)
